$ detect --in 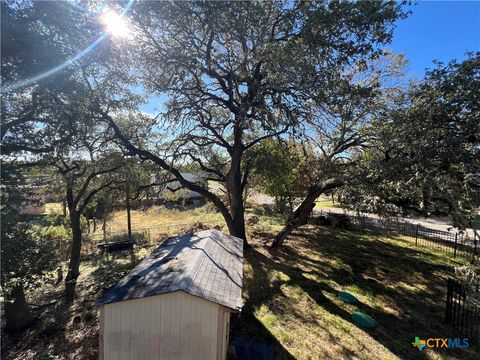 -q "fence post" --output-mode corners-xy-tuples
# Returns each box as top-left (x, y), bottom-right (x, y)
(472, 231), (478, 264)
(454, 233), (458, 258)
(445, 278), (452, 323)
(415, 224), (419, 246)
